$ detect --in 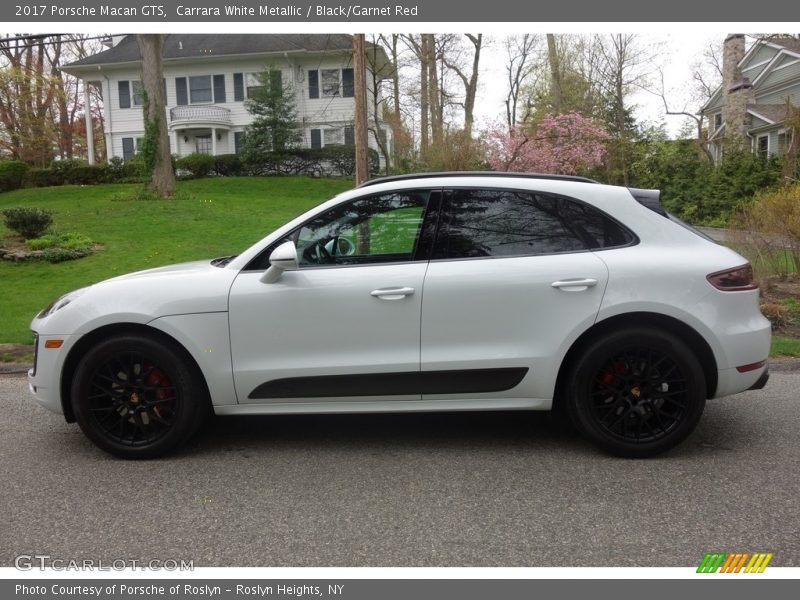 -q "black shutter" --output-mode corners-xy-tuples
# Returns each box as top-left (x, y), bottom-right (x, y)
(175, 77), (188, 106)
(118, 81), (130, 108)
(342, 68), (354, 98)
(308, 70), (319, 99)
(233, 73), (244, 101)
(213, 74), (226, 103)
(122, 137), (135, 160)
(270, 70), (282, 93)
(234, 131), (244, 154)
(344, 126), (355, 146)
(310, 129), (322, 149)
